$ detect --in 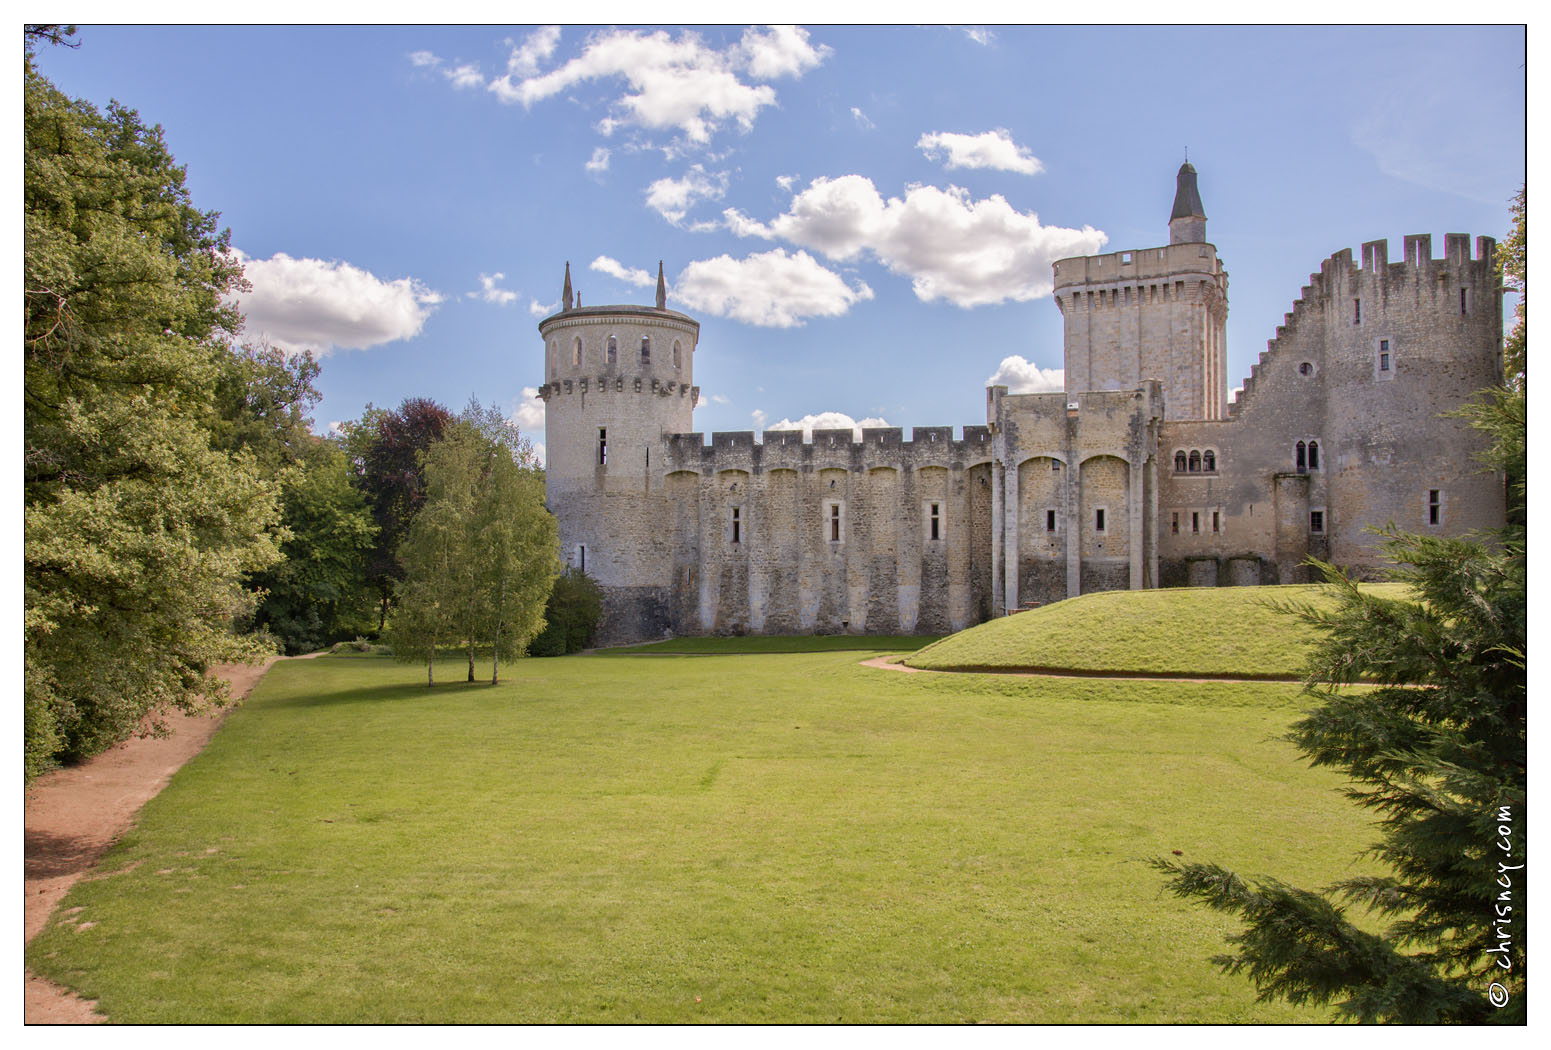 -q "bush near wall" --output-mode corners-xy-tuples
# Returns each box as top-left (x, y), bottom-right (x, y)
(529, 569), (604, 656)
